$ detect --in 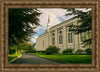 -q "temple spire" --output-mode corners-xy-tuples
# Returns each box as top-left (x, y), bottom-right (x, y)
(47, 14), (51, 32)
